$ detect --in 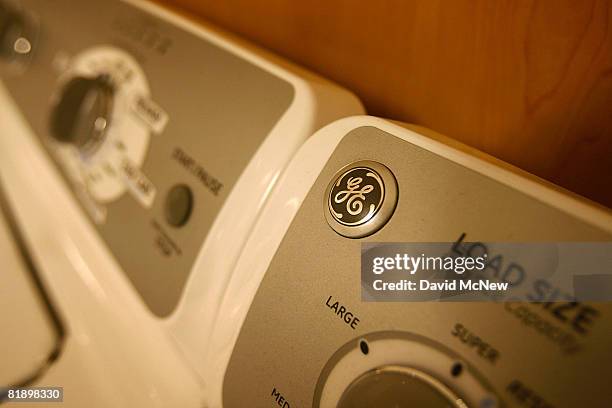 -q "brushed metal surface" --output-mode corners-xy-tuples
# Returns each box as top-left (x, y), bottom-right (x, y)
(223, 126), (611, 407)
